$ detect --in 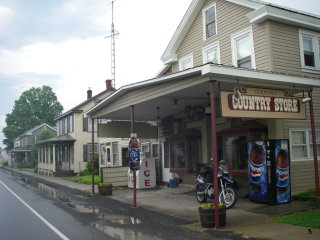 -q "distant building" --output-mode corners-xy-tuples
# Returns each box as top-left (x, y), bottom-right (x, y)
(0, 148), (11, 166)
(11, 123), (56, 167)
